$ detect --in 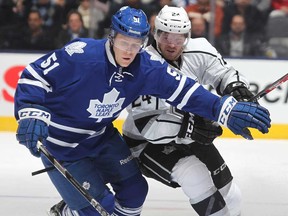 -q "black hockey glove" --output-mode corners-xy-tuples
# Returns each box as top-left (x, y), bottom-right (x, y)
(178, 113), (223, 145)
(223, 81), (254, 102)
